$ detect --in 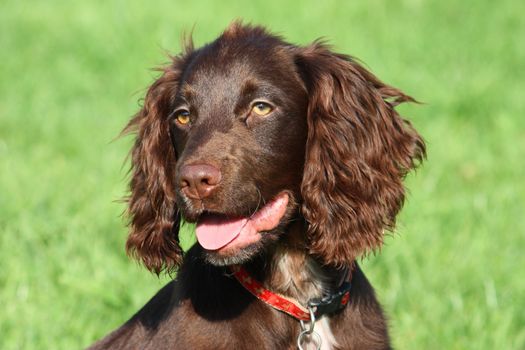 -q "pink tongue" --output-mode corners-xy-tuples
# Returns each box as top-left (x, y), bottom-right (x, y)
(196, 216), (248, 250)
(195, 193), (289, 251)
